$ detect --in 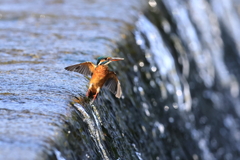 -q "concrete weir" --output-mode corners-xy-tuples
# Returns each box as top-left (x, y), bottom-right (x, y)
(0, 0), (147, 159)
